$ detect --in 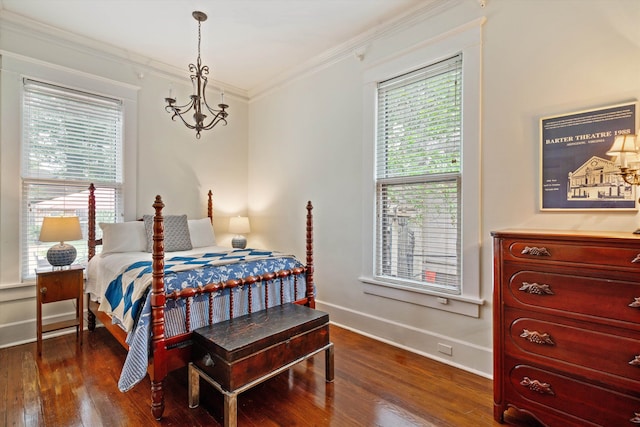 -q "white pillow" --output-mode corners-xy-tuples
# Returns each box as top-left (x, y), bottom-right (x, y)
(188, 218), (217, 248)
(99, 221), (147, 253)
